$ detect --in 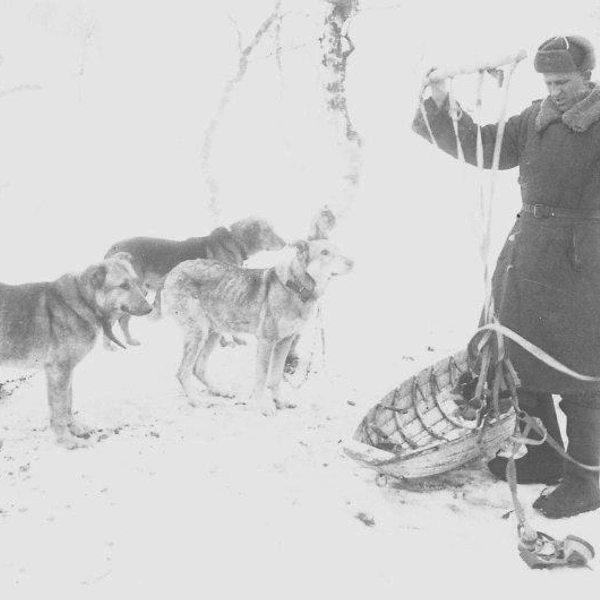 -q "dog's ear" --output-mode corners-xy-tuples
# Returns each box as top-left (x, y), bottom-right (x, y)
(230, 218), (262, 253)
(90, 264), (107, 289)
(111, 251), (134, 265)
(321, 209), (336, 233)
(210, 226), (230, 240)
(308, 208), (336, 240)
(243, 220), (261, 241)
(293, 240), (310, 266)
